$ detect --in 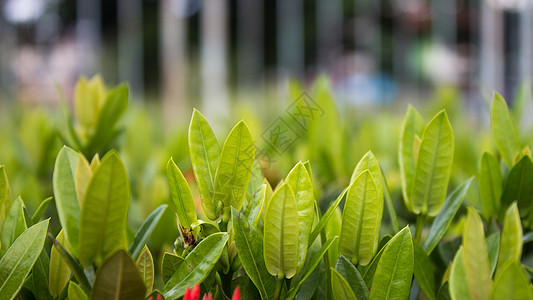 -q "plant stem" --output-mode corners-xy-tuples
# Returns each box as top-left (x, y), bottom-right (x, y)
(415, 214), (425, 242)
(273, 278), (284, 300)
